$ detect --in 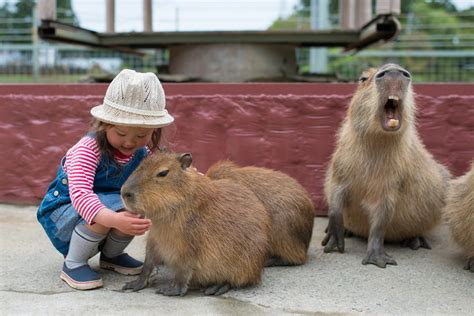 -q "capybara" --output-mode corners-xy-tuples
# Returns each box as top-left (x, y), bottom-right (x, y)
(322, 63), (450, 268)
(444, 162), (474, 272)
(206, 161), (315, 266)
(121, 152), (271, 296)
